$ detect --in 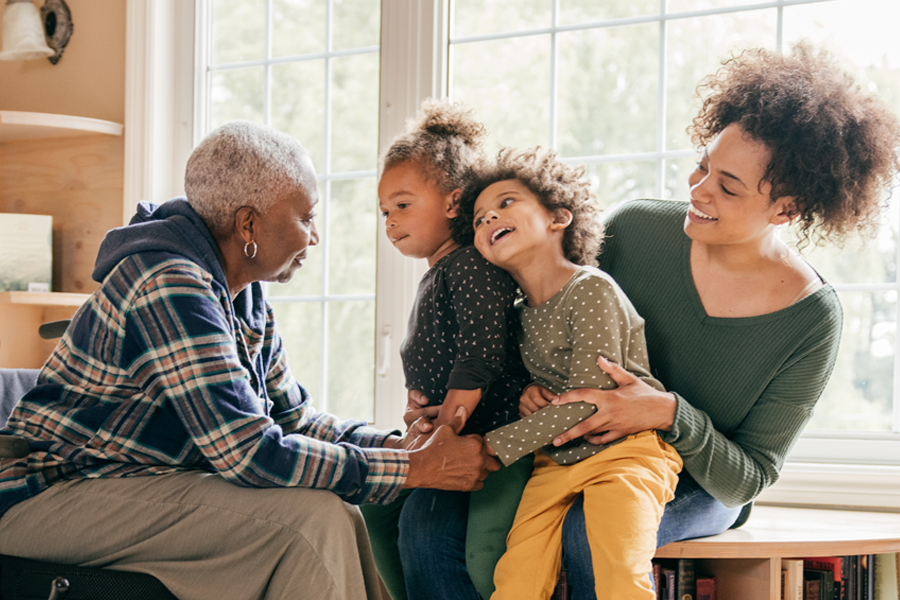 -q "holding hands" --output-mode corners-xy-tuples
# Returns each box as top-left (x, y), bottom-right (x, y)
(396, 393), (501, 491)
